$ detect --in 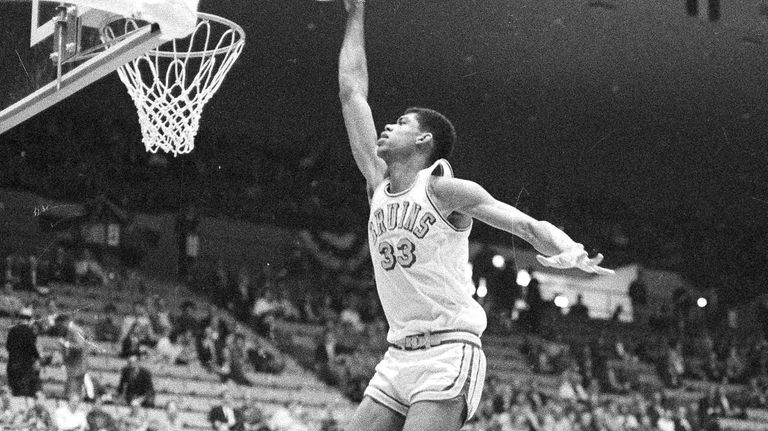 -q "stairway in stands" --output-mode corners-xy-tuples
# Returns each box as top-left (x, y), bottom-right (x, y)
(0, 282), (355, 429)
